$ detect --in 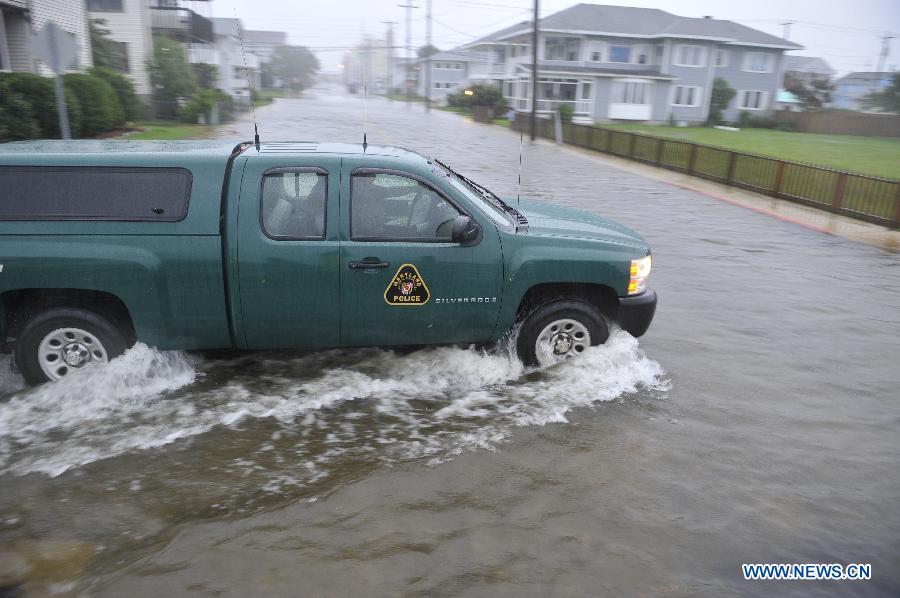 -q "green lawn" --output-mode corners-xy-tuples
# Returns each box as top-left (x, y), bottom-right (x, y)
(599, 124), (900, 180)
(125, 122), (213, 141)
